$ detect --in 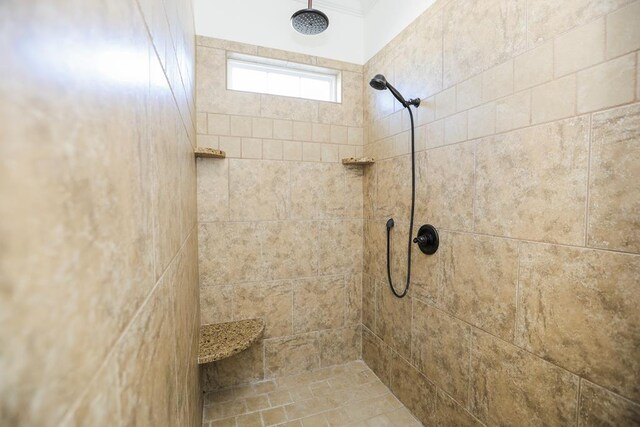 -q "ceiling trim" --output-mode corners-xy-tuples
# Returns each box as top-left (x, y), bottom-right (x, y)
(293, 0), (378, 17)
